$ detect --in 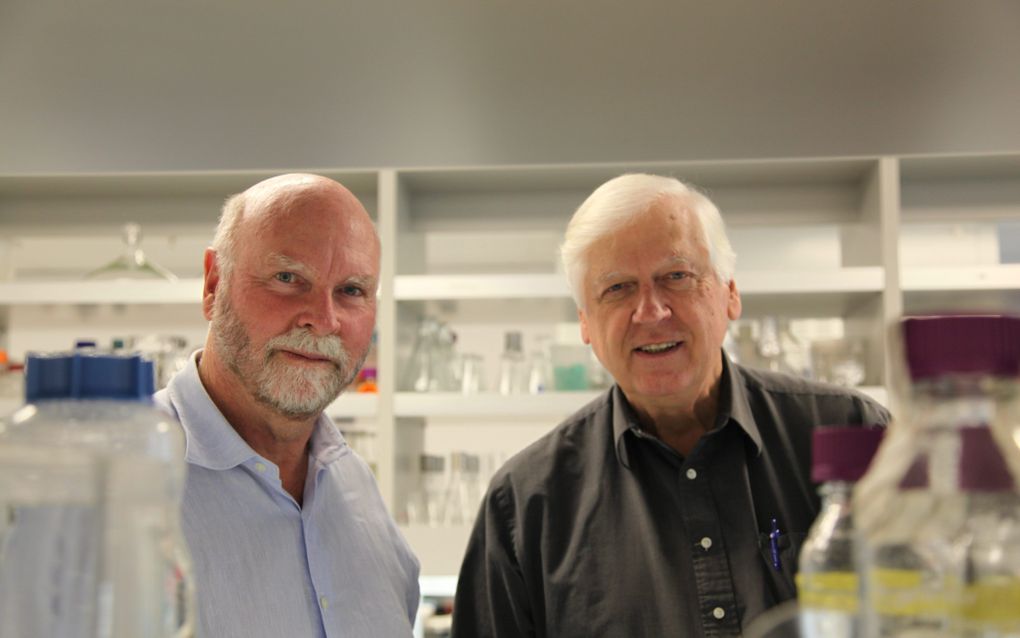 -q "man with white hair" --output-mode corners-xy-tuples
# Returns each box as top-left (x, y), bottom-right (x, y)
(155, 174), (419, 637)
(452, 173), (889, 637)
